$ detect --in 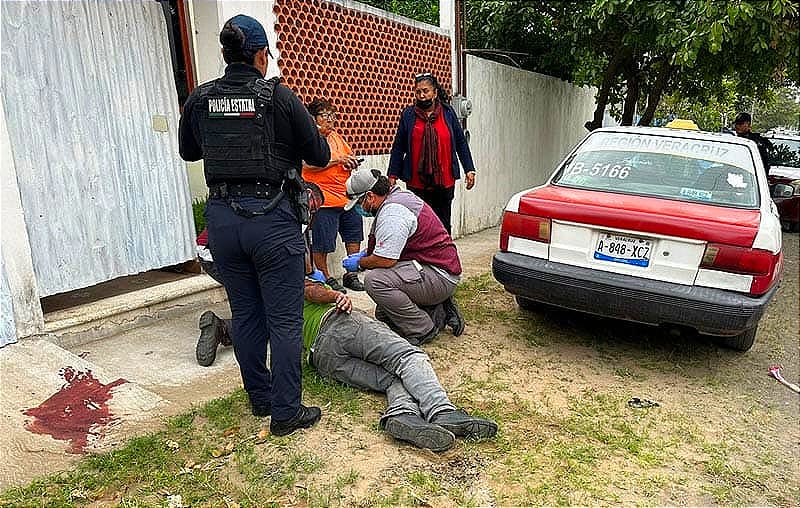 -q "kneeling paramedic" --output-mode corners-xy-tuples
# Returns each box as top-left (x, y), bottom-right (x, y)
(178, 14), (330, 436)
(341, 169), (465, 345)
